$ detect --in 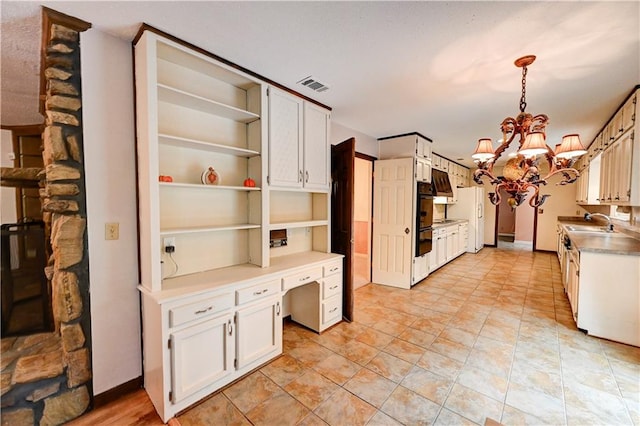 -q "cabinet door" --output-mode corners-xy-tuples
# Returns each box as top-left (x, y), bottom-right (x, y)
(416, 158), (431, 183)
(236, 296), (282, 369)
(436, 235), (446, 267)
(372, 158), (415, 288)
(303, 102), (330, 190)
(416, 137), (432, 160)
(620, 95), (636, 135)
(268, 87), (303, 188)
(170, 313), (234, 403)
(614, 132), (633, 203)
